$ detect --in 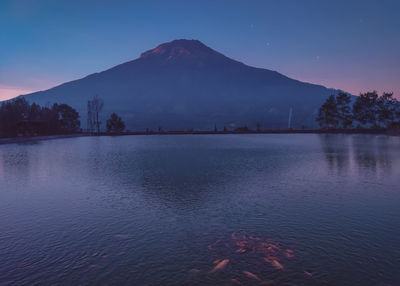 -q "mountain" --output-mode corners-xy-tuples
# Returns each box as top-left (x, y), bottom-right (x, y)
(18, 39), (339, 130)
